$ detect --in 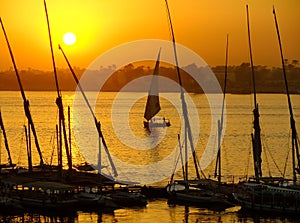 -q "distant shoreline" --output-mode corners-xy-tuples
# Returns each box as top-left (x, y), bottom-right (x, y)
(1, 62), (299, 94)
